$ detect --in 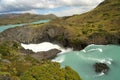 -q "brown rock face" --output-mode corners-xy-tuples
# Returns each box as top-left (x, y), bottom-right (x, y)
(21, 48), (61, 62)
